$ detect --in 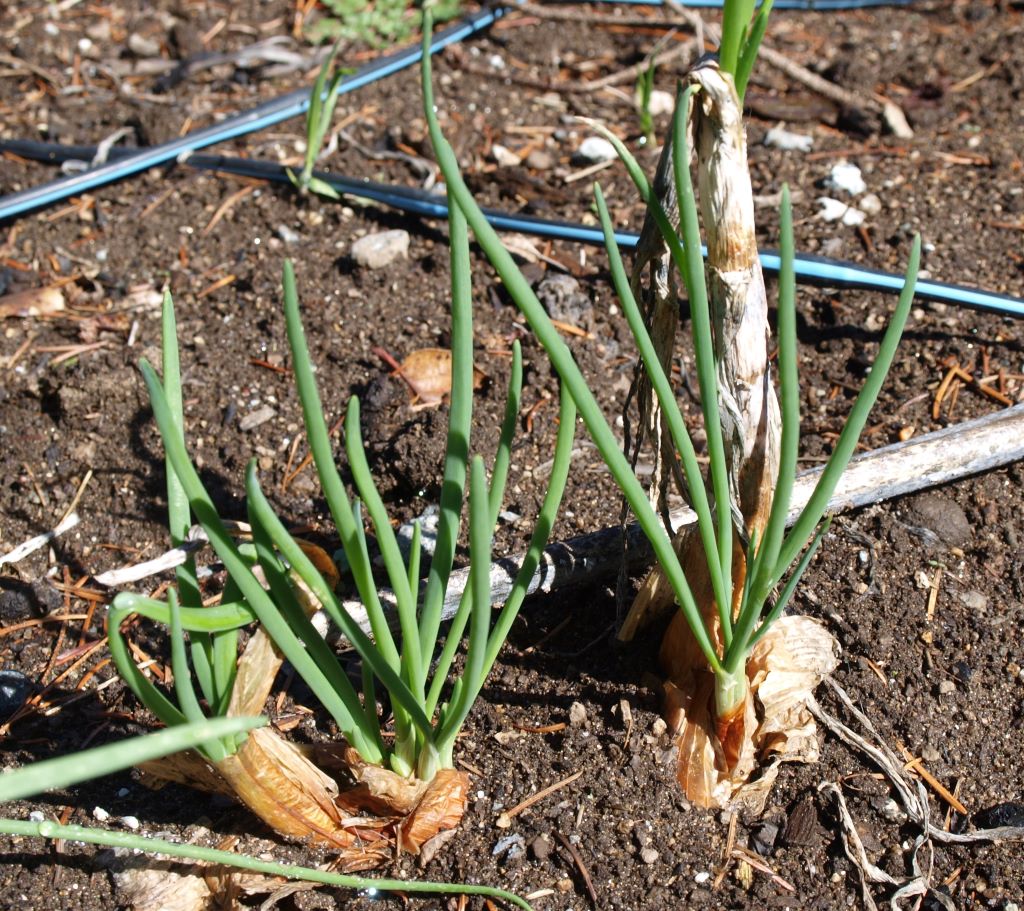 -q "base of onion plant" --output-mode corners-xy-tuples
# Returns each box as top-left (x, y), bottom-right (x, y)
(113, 240), (575, 851)
(420, 8), (919, 805)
